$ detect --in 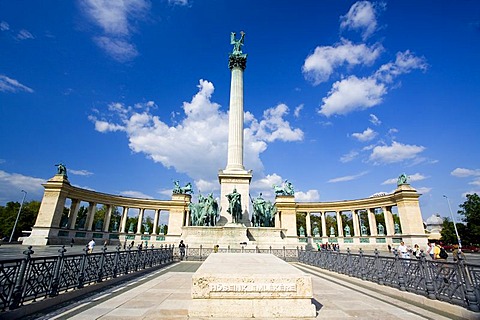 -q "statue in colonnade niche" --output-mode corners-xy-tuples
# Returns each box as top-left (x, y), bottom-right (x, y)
(159, 224), (165, 234)
(330, 226), (335, 237)
(273, 180), (295, 196)
(344, 224), (351, 237)
(172, 180), (194, 195)
(361, 224), (368, 236)
(112, 220), (118, 232)
(143, 223), (150, 234)
(128, 222), (134, 233)
(226, 188), (242, 224)
(299, 226), (305, 236)
(313, 225), (320, 237)
(394, 222), (401, 234)
(377, 223), (385, 235)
